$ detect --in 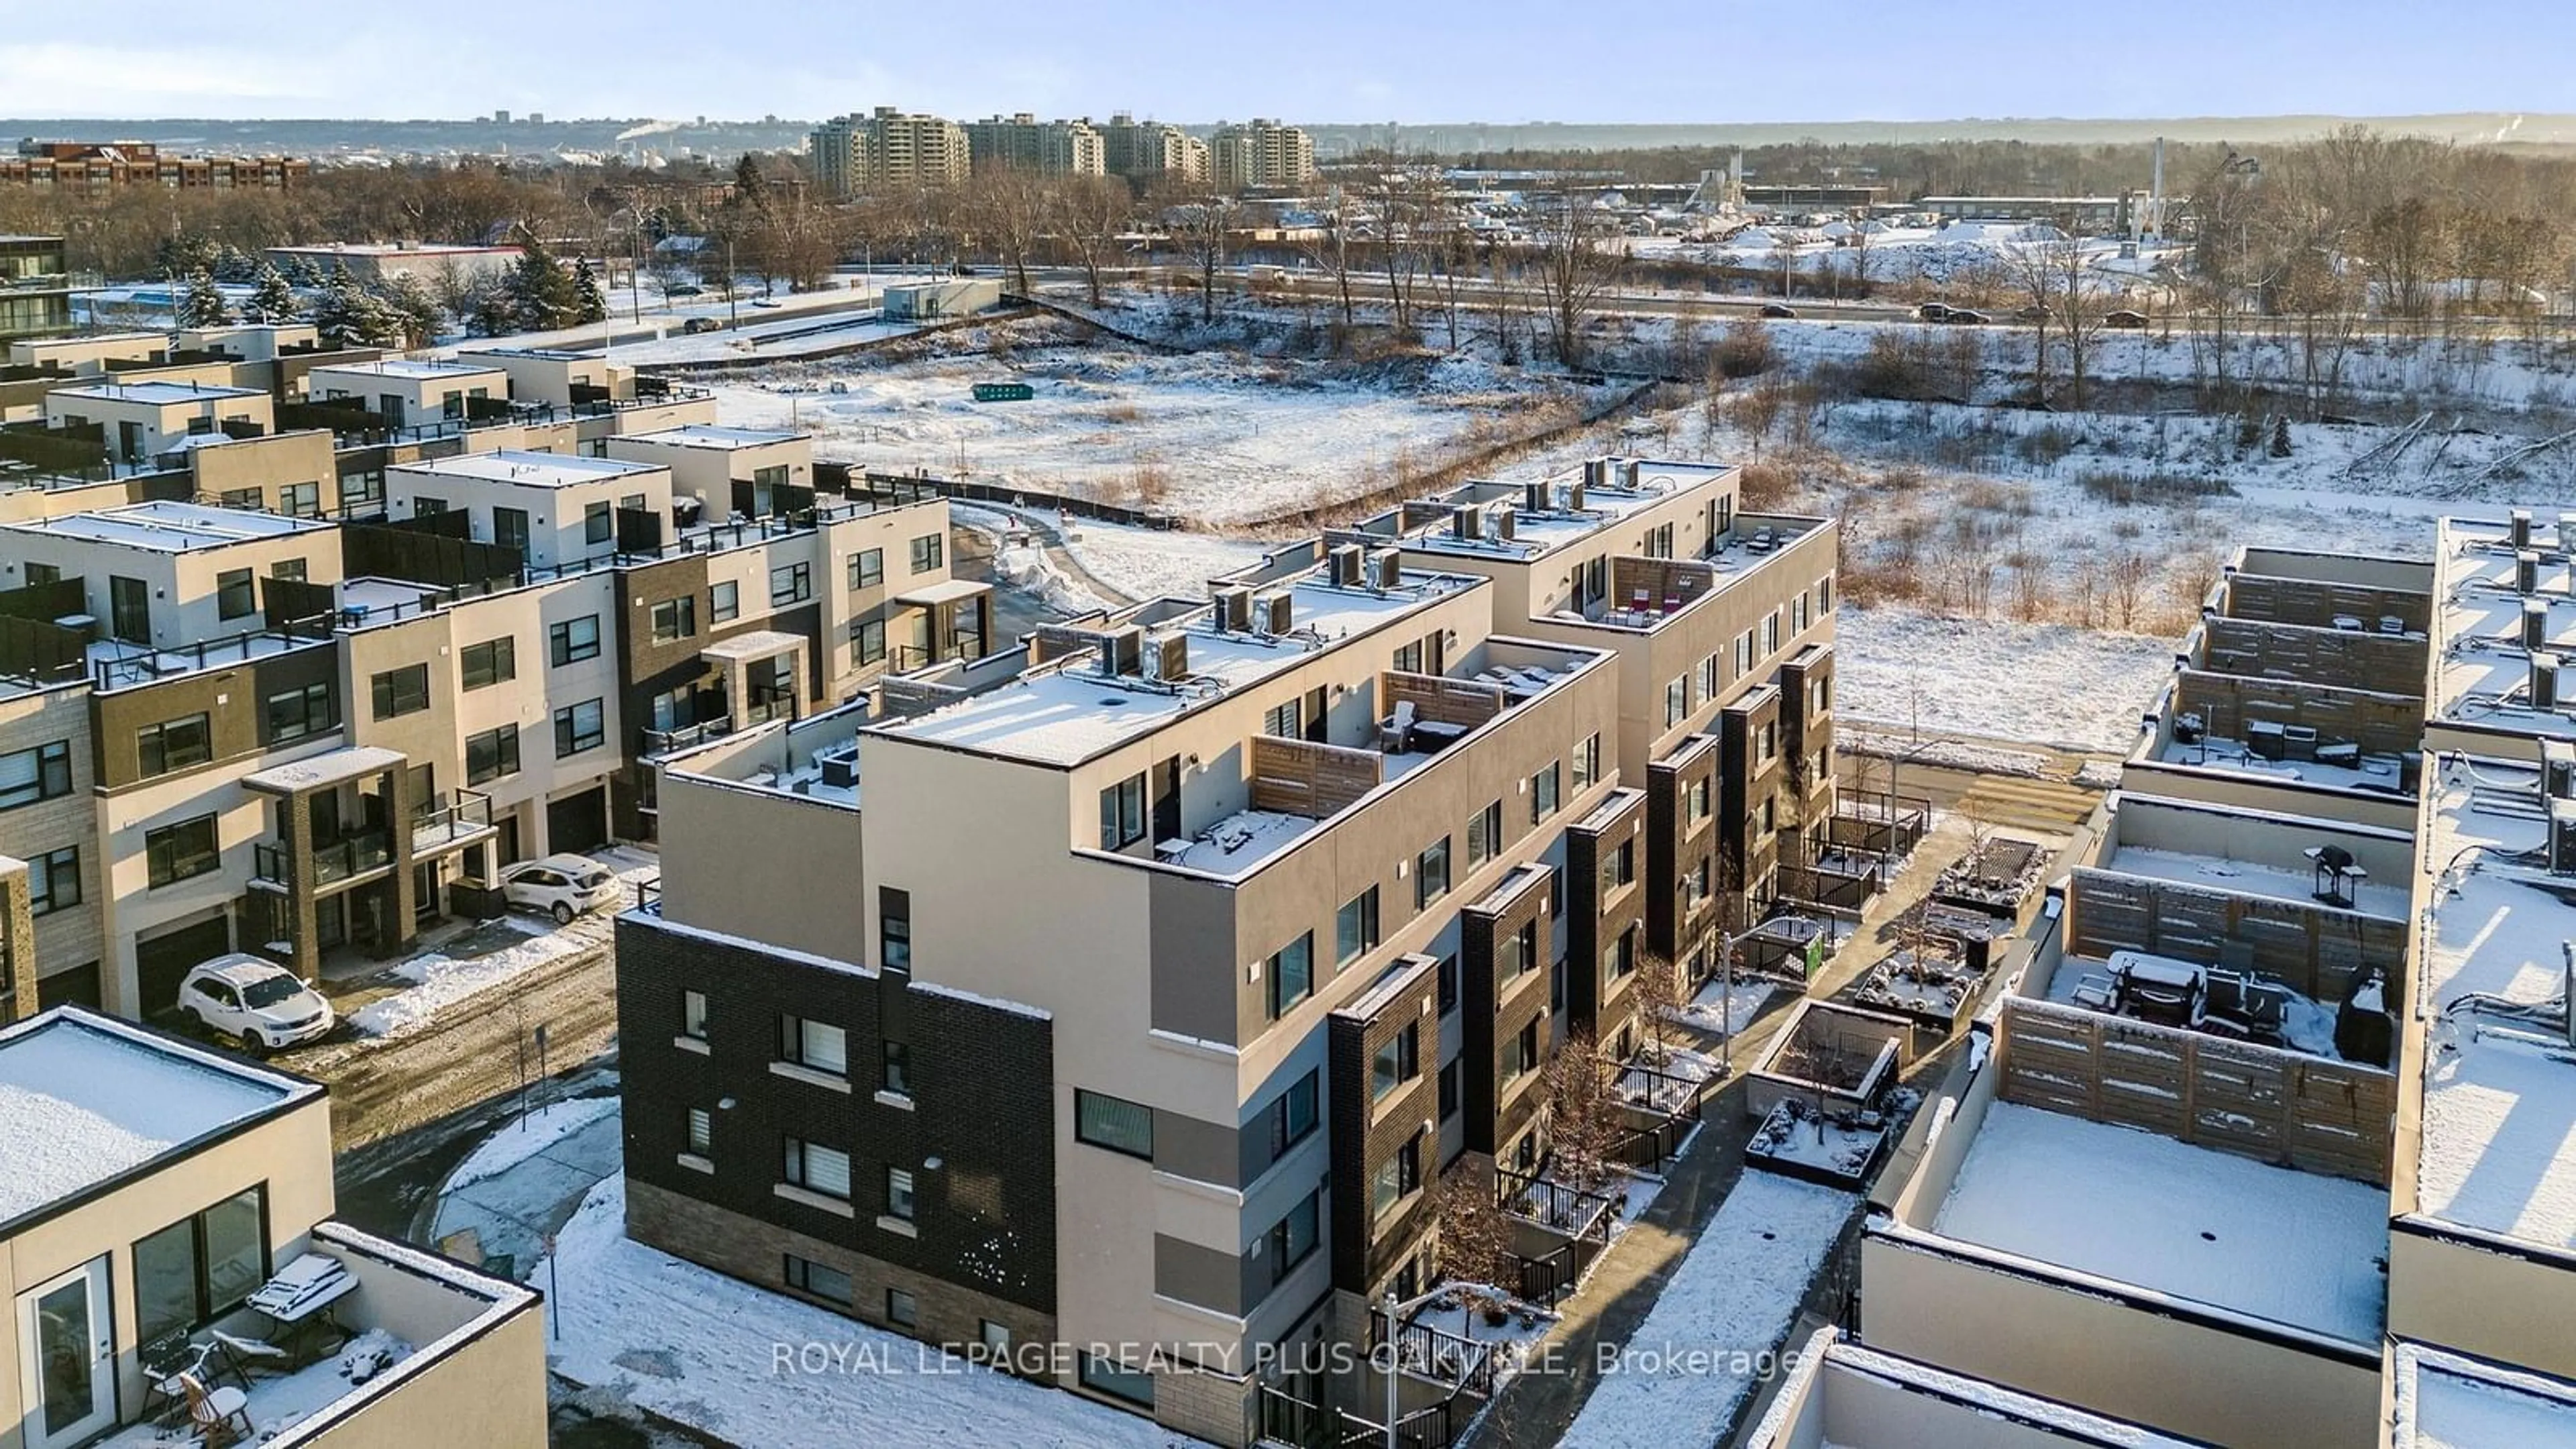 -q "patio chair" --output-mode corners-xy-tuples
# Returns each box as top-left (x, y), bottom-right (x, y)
(140, 1332), (202, 1425)
(1379, 700), (1417, 753)
(182, 1371), (252, 1446)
